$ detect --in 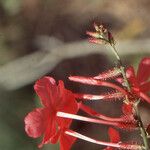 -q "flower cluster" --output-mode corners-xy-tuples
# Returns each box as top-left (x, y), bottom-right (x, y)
(126, 58), (150, 103)
(24, 23), (150, 150)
